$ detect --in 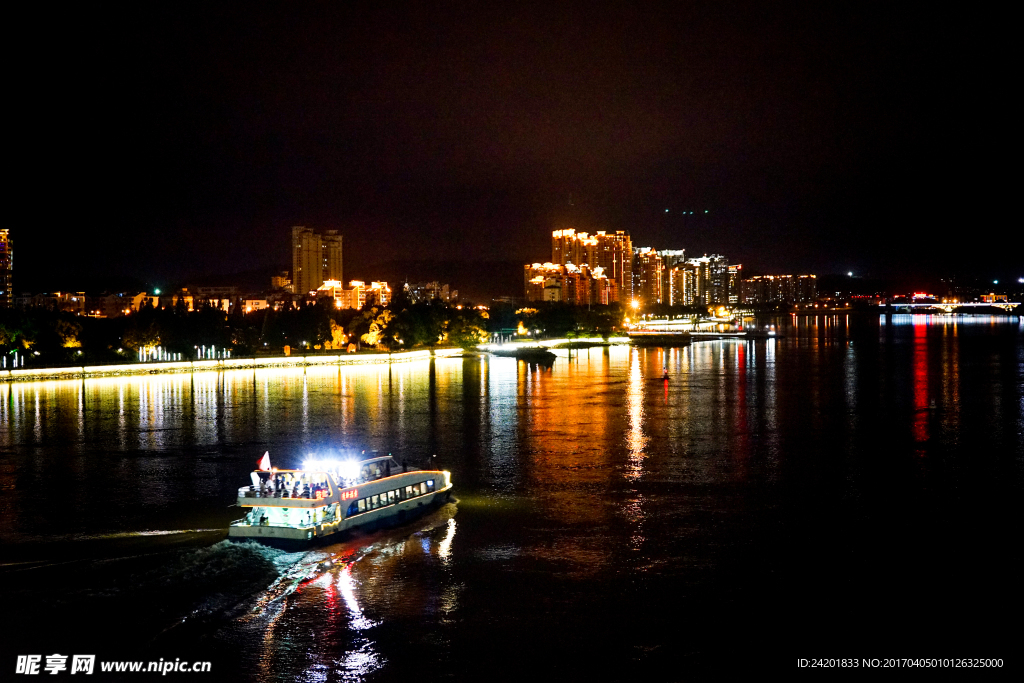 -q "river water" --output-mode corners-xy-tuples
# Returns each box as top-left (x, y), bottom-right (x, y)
(2, 315), (1021, 679)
